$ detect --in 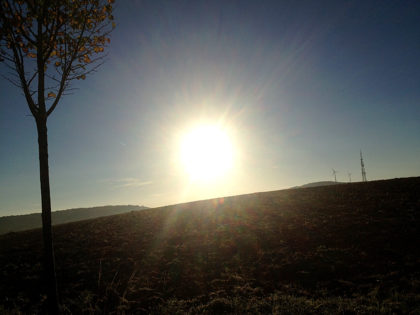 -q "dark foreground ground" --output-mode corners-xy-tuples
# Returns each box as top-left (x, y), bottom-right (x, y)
(0, 177), (419, 314)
